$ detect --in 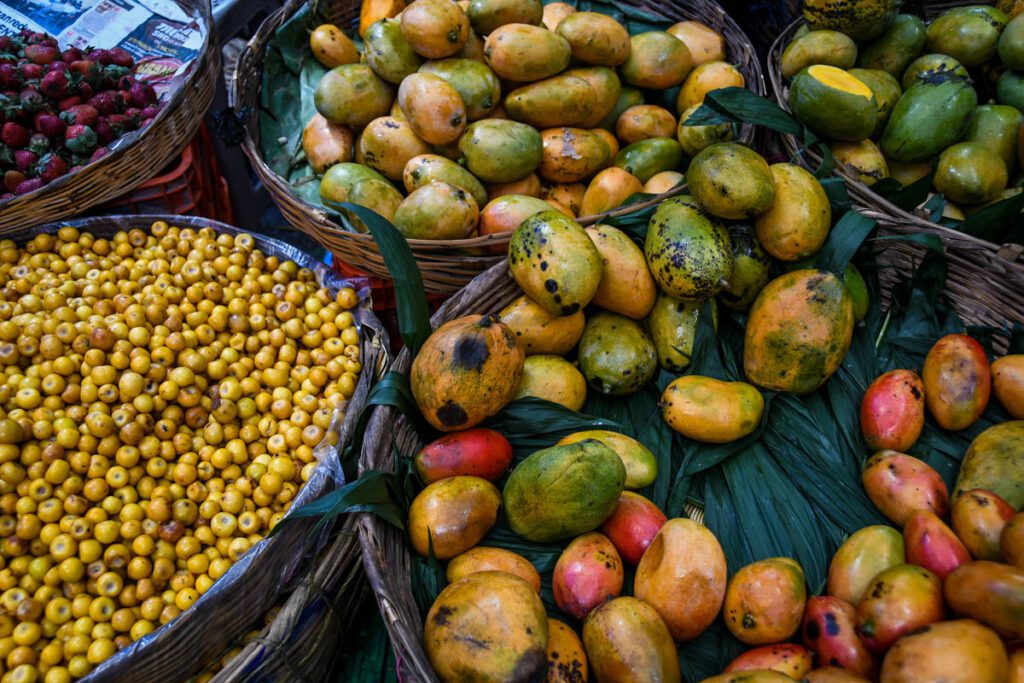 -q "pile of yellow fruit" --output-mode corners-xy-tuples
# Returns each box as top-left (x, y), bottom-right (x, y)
(0, 223), (361, 682)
